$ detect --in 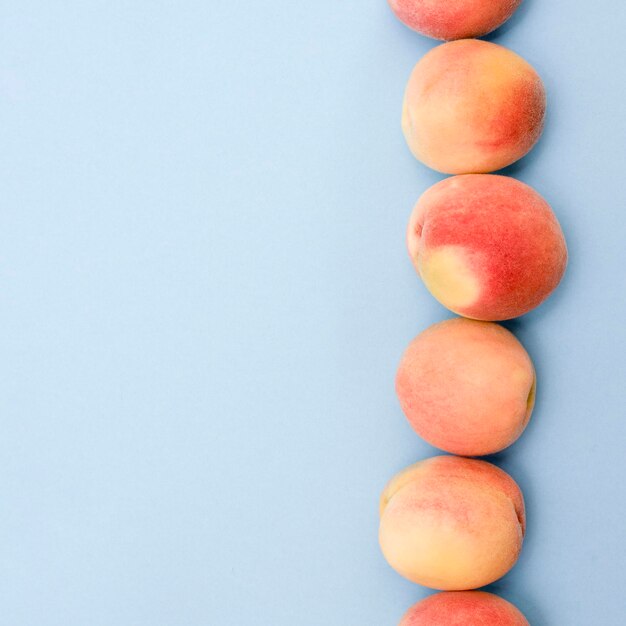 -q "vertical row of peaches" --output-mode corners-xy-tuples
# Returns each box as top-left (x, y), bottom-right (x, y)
(381, 2), (568, 624)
